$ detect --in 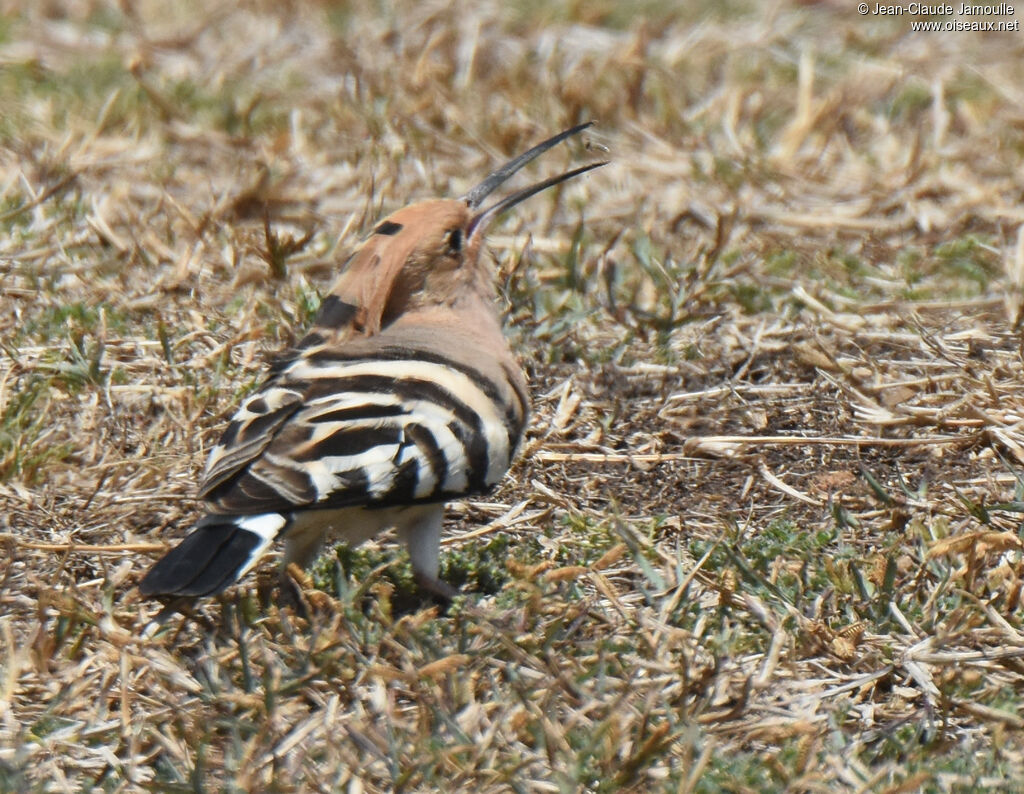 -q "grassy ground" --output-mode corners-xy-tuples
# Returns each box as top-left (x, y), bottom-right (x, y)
(3, 0), (1024, 790)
